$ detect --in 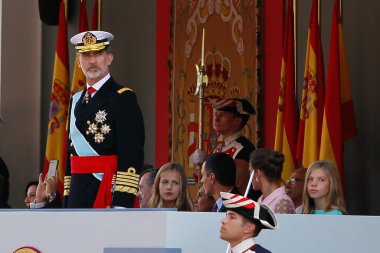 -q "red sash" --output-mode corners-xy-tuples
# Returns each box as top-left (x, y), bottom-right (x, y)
(71, 155), (117, 208)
